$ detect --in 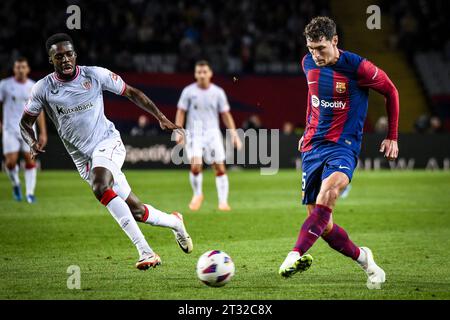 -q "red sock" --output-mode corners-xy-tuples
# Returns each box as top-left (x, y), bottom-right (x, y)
(25, 163), (36, 169)
(100, 189), (117, 206)
(322, 224), (360, 260)
(141, 205), (149, 222)
(293, 204), (332, 255)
